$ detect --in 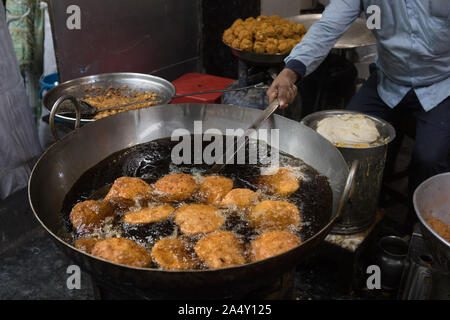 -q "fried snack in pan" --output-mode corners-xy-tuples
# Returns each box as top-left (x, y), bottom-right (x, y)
(222, 29), (235, 45)
(153, 173), (197, 202)
(239, 39), (253, 52)
(231, 38), (241, 49)
(221, 188), (260, 210)
(70, 200), (114, 234)
(278, 40), (292, 55)
(224, 15), (307, 54)
(238, 29), (252, 41)
(91, 238), (152, 268)
(426, 217), (450, 242)
(249, 230), (302, 262)
(174, 204), (224, 236)
(195, 230), (246, 269)
(74, 238), (99, 254)
(248, 200), (301, 232)
(104, 176), (153, 208)
(121, 204), (175, 240)
(256, 167), (299, 197)
(253, 41), (266, 53)
(197, 176), (233, 206)
(151, 237), (197, 270)
(233, 24), (245, 37)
